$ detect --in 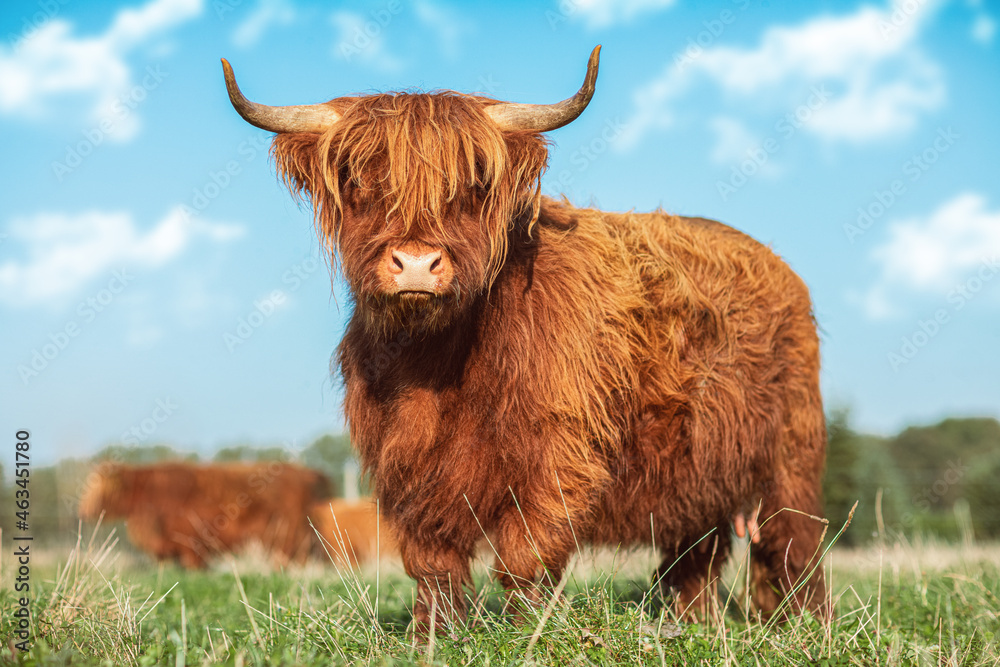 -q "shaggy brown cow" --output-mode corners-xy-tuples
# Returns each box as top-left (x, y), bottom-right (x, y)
(78, 462), (330, 568)
(309, 498), (397, 567)
(222, 45), (828, 634)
